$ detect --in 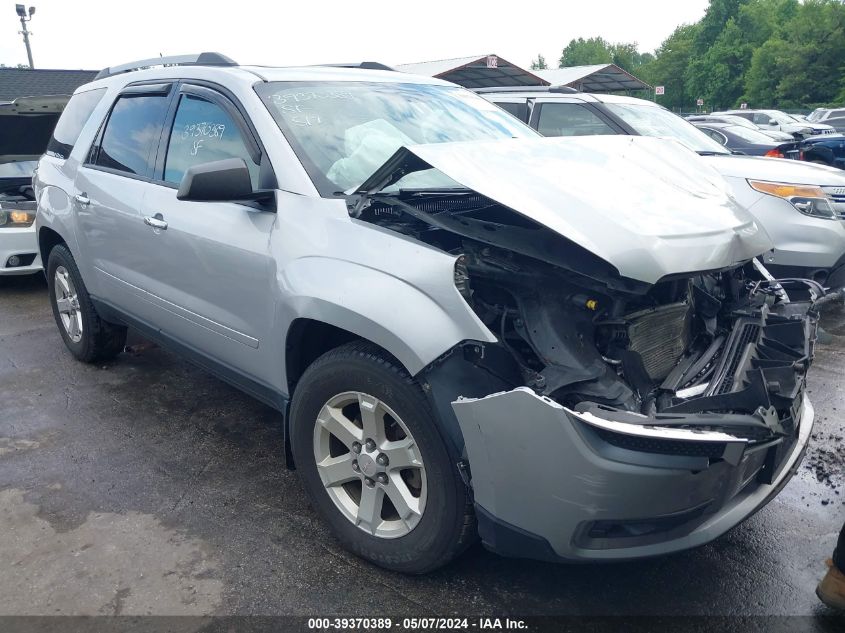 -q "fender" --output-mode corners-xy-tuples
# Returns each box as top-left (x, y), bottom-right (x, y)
(36, 184), (81, 261)
(280, 256), (496, 379)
